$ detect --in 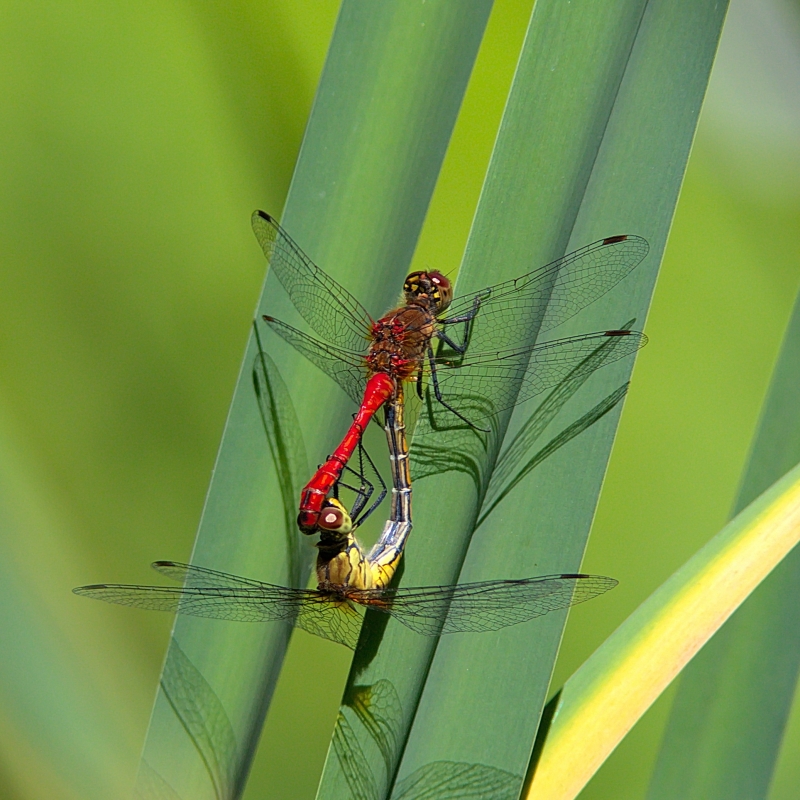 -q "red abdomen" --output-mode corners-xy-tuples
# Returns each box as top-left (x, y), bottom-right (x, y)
(297, 372), (396, 532)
